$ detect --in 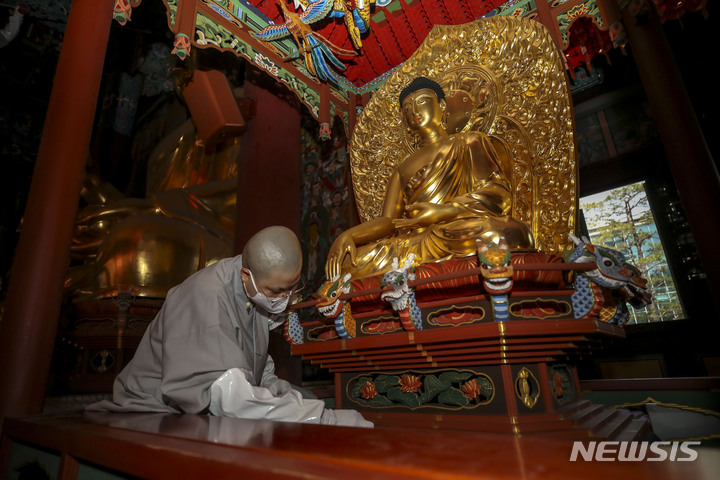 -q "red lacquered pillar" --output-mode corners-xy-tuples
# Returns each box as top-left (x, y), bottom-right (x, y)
(234, 68), (302, 250)
(0, 0), (115, 425)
